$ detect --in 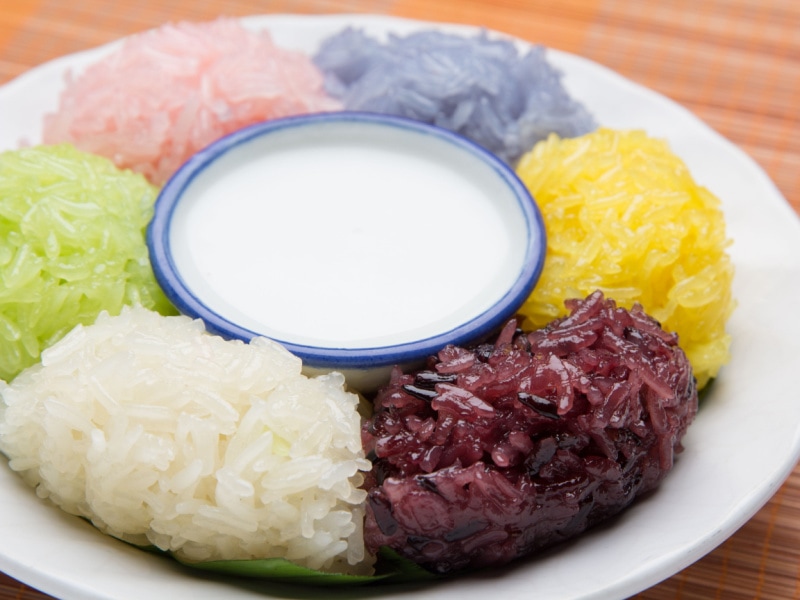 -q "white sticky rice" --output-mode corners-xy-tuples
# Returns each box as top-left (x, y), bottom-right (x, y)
(0, 307), (373, 575)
